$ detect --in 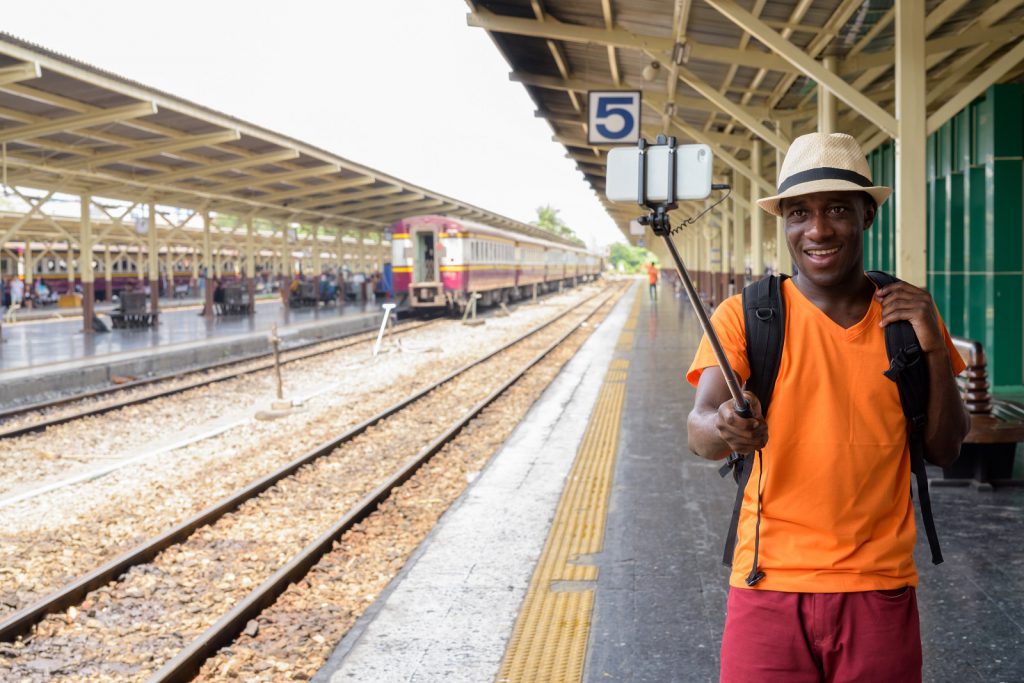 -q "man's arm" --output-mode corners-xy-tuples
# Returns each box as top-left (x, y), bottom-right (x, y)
(688, 368), (768, 460)
(875, 282), (971, 467)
